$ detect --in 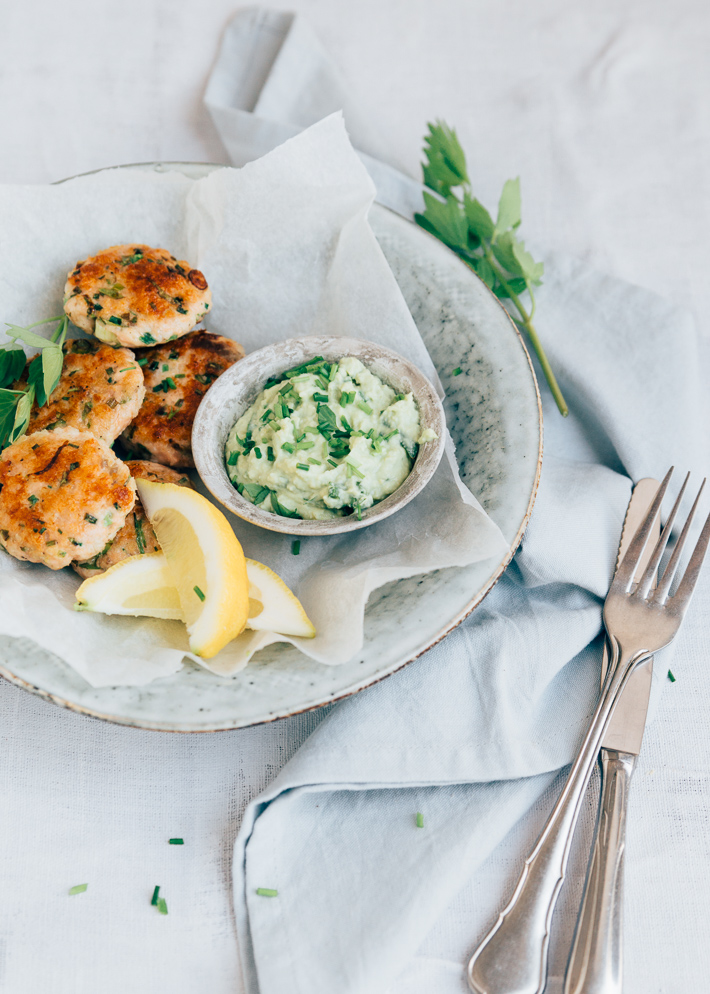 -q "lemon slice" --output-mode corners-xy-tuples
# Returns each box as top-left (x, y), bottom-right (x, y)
(135, 479), (249, 658)
(74, 553), (315, 639)
(75, 553), (183, 619)
(246, 560), (315, 638)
